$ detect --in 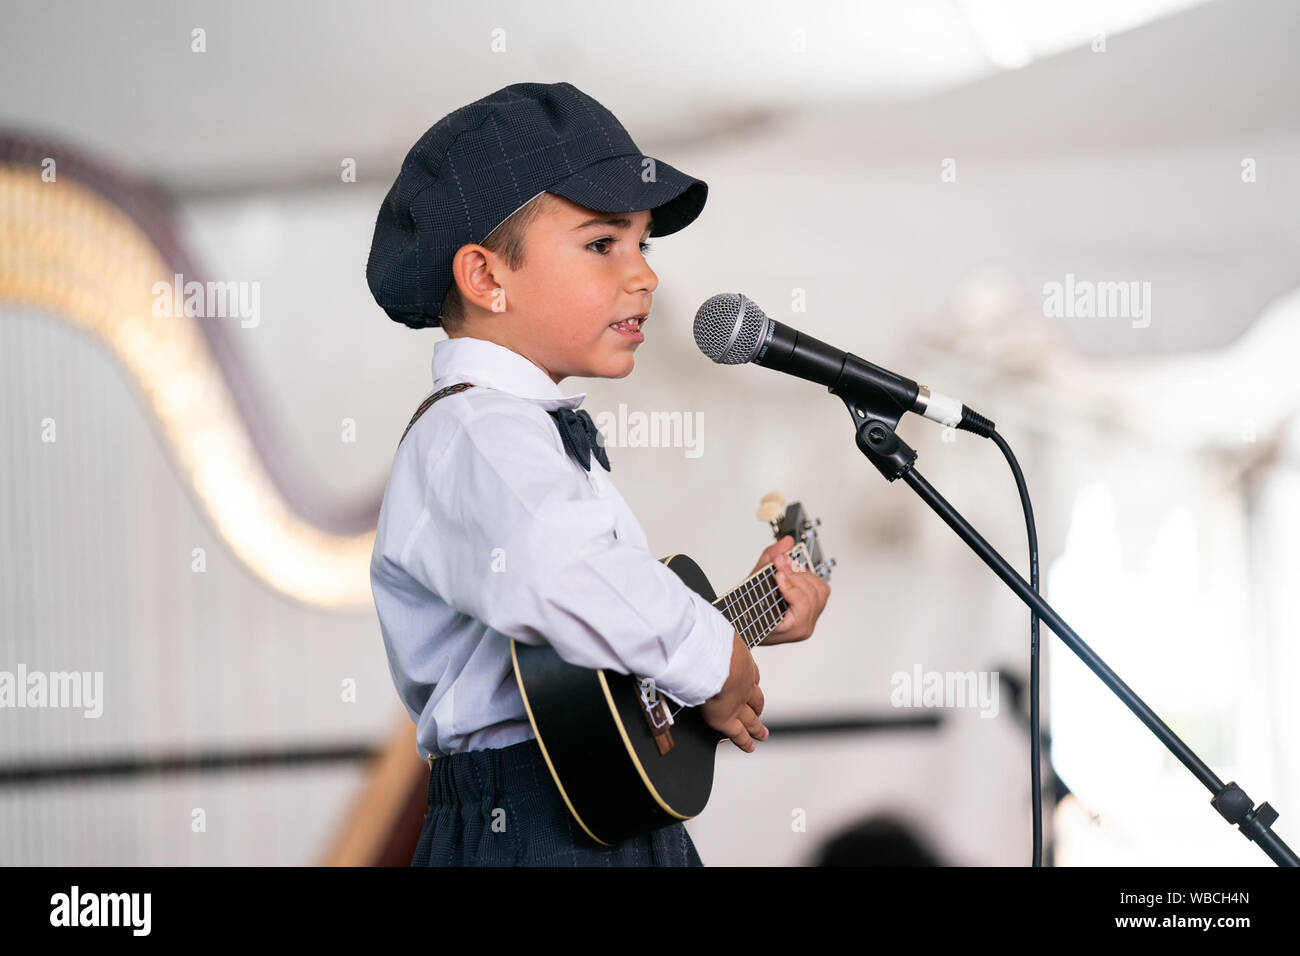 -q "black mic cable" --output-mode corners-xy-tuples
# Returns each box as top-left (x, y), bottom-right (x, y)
(987, 428), (1044, 867)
